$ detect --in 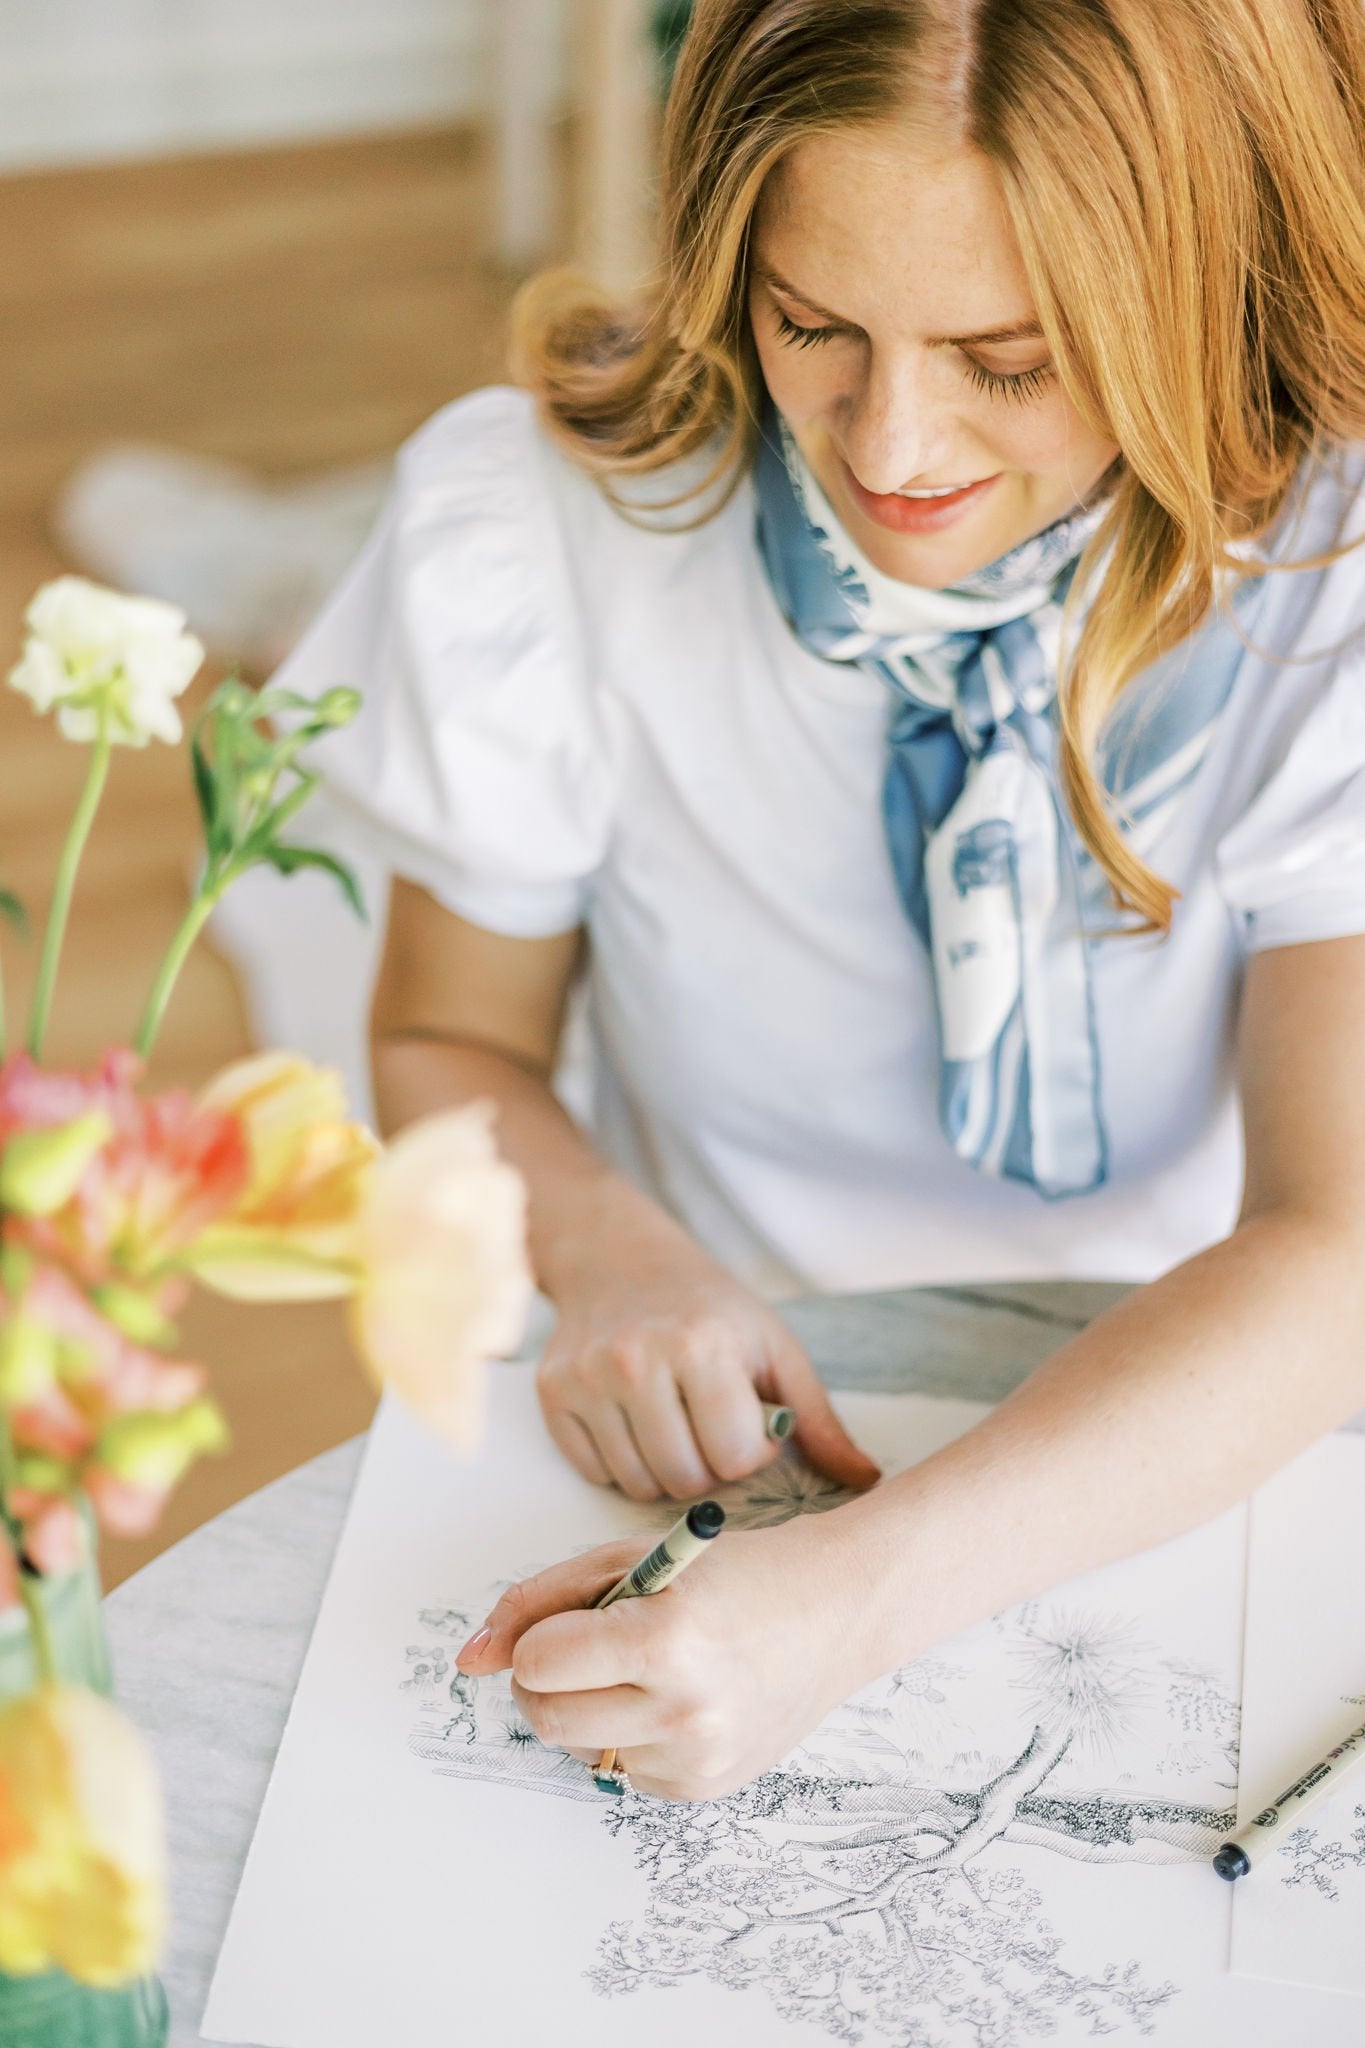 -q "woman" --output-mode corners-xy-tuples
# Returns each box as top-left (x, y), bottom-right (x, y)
(284, 0), (1365, 1798)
